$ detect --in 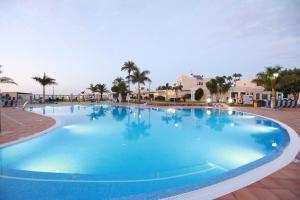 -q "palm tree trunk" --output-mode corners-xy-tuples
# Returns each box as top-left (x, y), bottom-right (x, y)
(100, 93), (103, 101)
(43, 85), (45, 103)
(128, 76), (130, 95)
(138, 83), (141, 103)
